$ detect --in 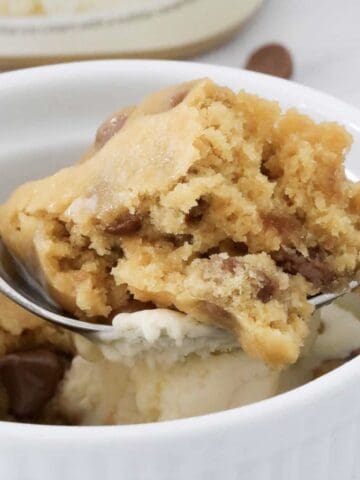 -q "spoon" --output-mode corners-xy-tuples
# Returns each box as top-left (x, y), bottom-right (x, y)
(0, 238), (358, 336)
(0, 239), (112, 336)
